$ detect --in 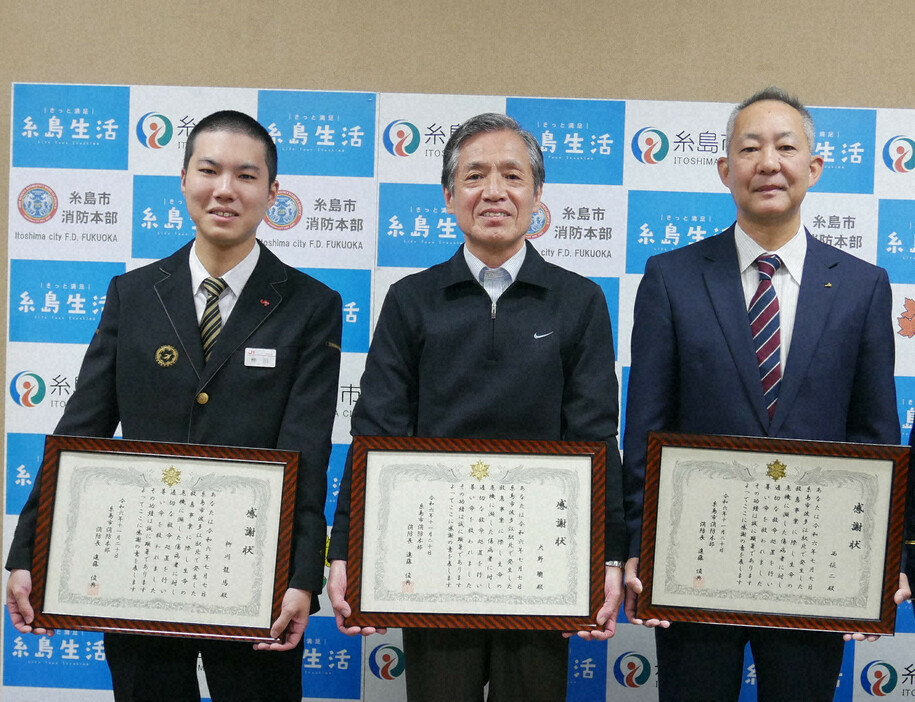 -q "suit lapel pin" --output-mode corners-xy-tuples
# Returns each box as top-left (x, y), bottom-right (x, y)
(825, 283), (833, 287)
(155, 345), (179, 367)
(260, 299), (271, 306)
